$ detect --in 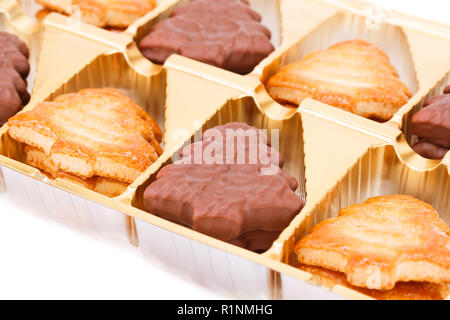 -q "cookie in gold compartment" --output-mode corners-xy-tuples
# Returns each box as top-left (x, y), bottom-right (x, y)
(295, 195), (450, 297)
(143, 122), (303, 252)
(0, 32), (30, 127)
(266, 40), (412, 121)
(139, 0), (275, 74)
(8, 88), (162, 197)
